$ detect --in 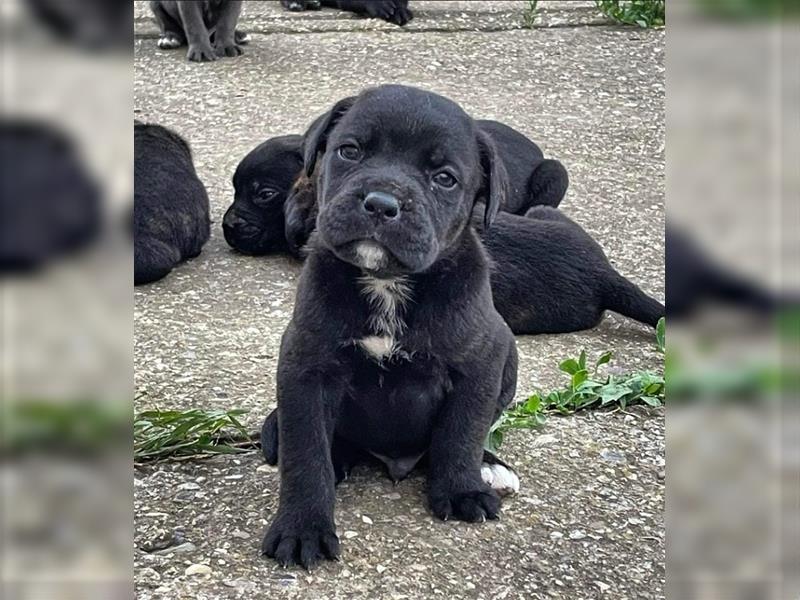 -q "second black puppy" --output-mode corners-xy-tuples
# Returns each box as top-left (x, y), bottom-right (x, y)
(134, 121), (210, 285)
(282, 0), (413, 25)
(479, 206), (665, 334)
(149, 0), (245, 61)
(262, 85), (518, 568)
